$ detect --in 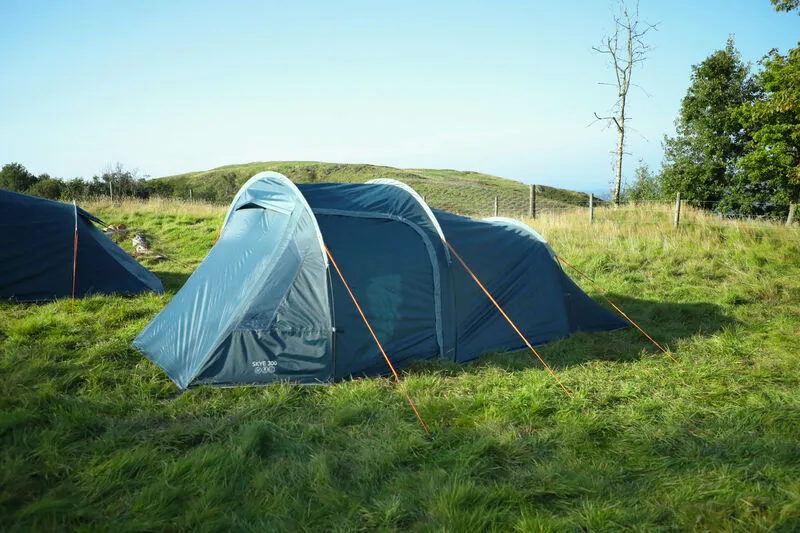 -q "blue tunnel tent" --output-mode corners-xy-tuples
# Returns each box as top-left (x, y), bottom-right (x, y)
(0, 189), (164, 302)
(133, 172), (627, 389)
